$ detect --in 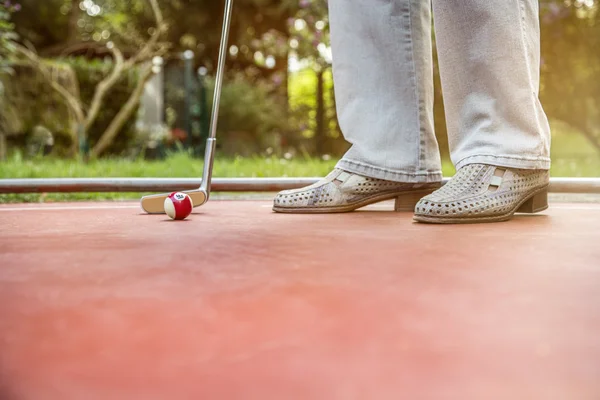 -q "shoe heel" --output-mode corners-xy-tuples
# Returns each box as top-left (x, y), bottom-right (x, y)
(516, 189), (548, 214)
(394, 190), (434, 212)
